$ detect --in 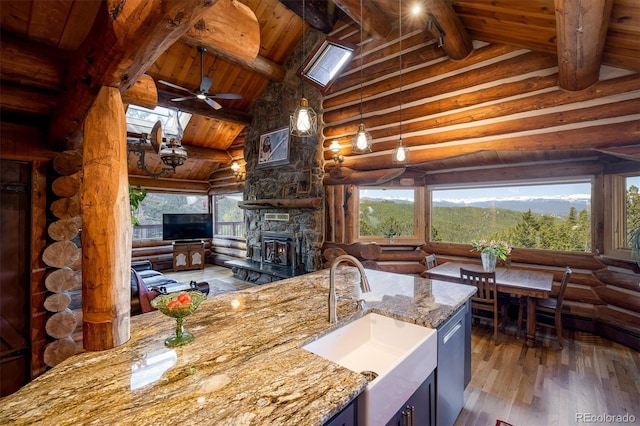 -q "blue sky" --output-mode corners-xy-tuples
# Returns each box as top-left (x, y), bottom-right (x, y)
(360, 177), (640, 202)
